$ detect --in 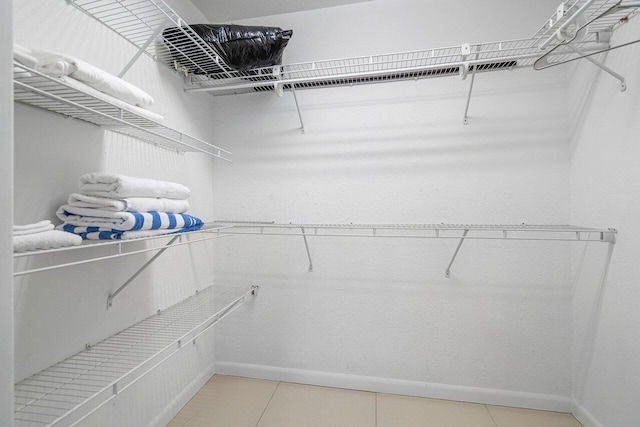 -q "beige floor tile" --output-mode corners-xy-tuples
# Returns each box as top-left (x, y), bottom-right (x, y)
(168, 375), (279, 427)
(487, 406), (583, 427)
(256, 382), (376, 427)
(377, 394), (497, 427)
